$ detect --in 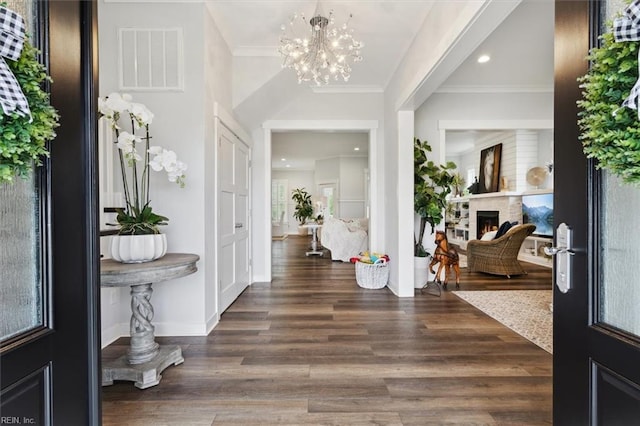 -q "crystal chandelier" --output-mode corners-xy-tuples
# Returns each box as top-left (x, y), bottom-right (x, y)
(278, 4), (363, 86)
